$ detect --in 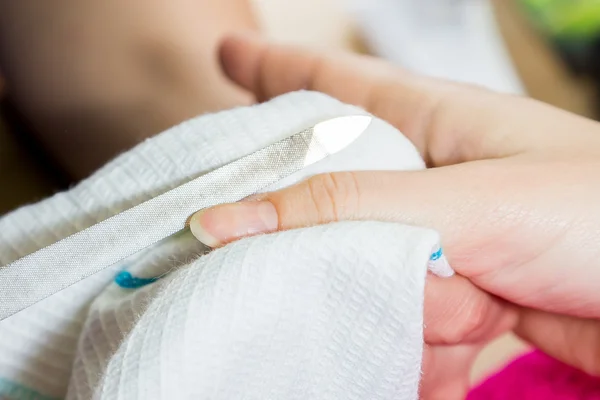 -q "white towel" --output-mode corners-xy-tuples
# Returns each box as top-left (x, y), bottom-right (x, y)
(0, 91), (451, 400)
